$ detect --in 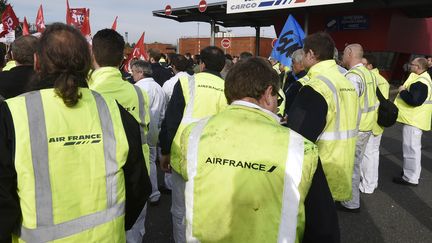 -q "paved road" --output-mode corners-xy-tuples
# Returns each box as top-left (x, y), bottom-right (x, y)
(143, 123), (432, 243)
